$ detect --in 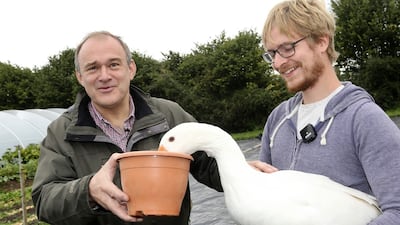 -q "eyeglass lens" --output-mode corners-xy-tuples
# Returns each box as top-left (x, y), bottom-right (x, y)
(262, 36), (307, 63)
